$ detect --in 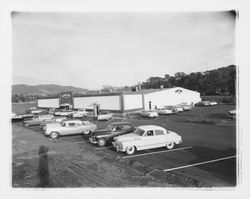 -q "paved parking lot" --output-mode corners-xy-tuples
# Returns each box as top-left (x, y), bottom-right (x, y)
(12, 105), (237, 187)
